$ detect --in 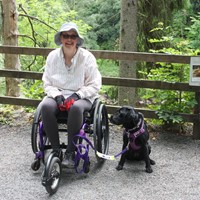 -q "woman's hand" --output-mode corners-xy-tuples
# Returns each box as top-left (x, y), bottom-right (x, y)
(55, 95), (65, 107)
